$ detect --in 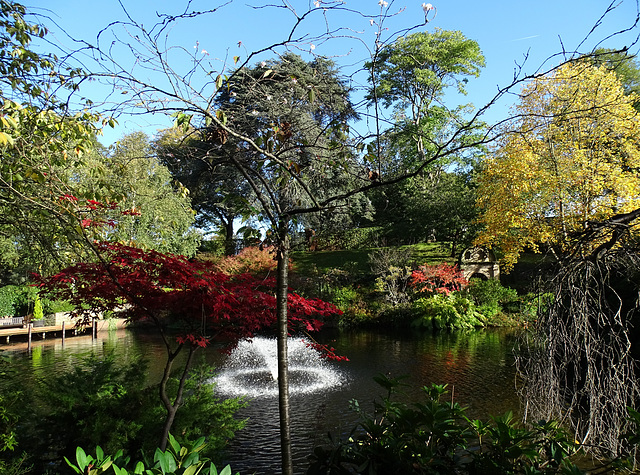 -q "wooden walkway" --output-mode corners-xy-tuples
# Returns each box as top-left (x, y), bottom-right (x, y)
(0, 319), (128, 347)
